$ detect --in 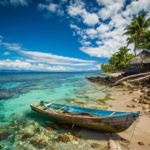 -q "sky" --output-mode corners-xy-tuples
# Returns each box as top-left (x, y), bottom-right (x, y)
(0, 0), (150, 72)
